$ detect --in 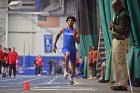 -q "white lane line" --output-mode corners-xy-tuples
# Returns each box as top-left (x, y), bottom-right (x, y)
(16, 76), (46, 84)
(29, 76), (58, 90)
(0, 88), (97, 93)
(31, 88), (97, 91)
(2, 88), (97, 91)
(41, 76), (80, 85)
(21, 90), (29, 93)
(32, 86), (91, 89)
(68, 77), (79, 84)
(6, 76), (46, 85)
(0, 86), (11, 87)
(0, 76), (56, 93)
(74, 80), (79, 84)
(0, 77), (24, 81)
(21, 76), (58, 93)
(0, 84), (23, 88)
(0, 75), (38, 82)
(29, 76), (57, 88)
(3, 88), (22, 90)
(47, 76), (58, 84)
(0, 83), (39, 87)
